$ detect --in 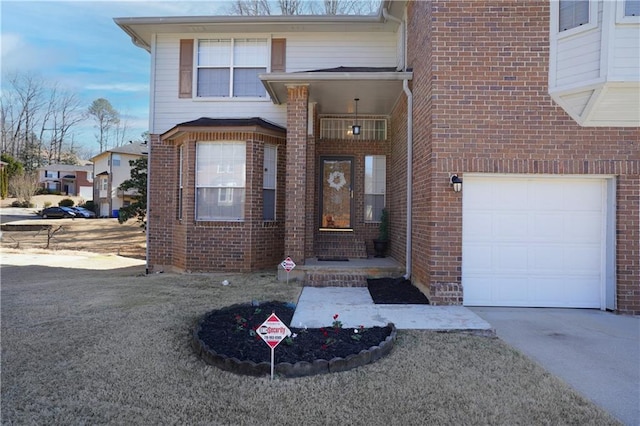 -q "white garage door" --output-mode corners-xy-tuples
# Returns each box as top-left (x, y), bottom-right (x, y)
(462, 175), (611, 308)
